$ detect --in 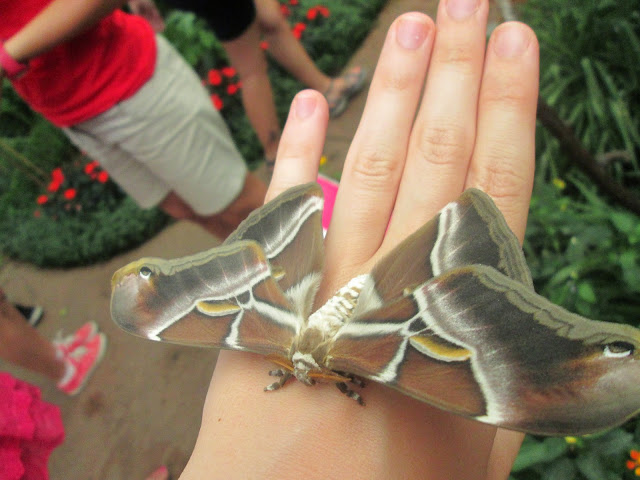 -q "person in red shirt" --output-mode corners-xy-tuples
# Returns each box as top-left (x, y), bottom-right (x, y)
(0, 0), (267, 239)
